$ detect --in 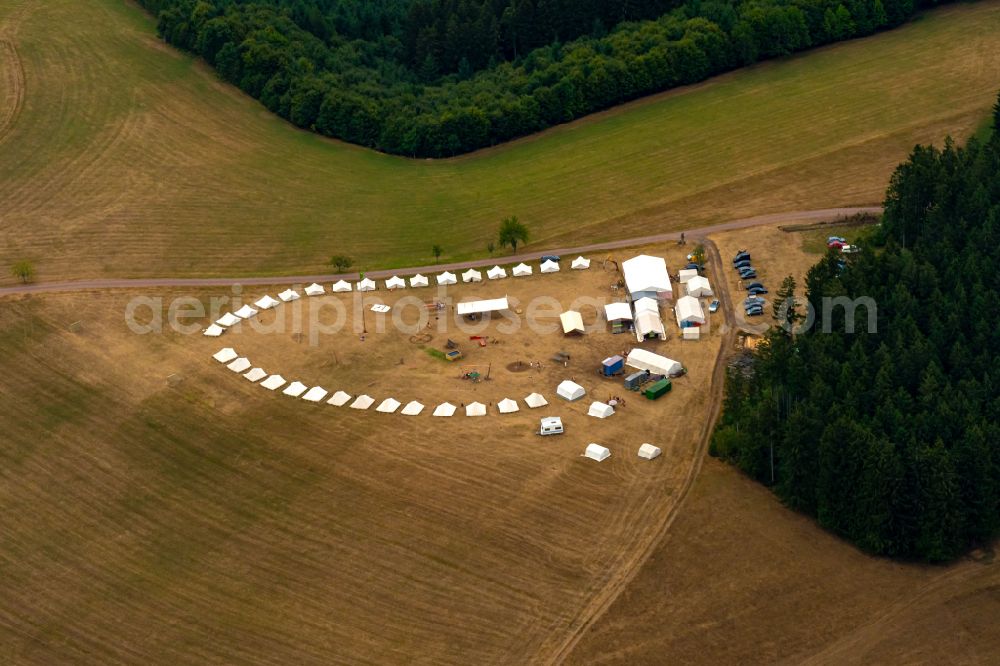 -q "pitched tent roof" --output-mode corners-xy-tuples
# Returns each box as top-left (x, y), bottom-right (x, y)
(213, 347), (238, 363)
(560, 310), (585, 335)
(410, 274), (429, 288)
(462, 269), (482, 283)
(571, 256), (591, 270)
(227, 357), (251, 373)
(626, 348), (682, 376)
(634, 311), (666, 341)
(432, 402), (457, 417)
(331, 280), (352, 293)
(254, 295), (280, 310)
(243, 367), (267, 382)
(437, 271), (457, 285)
(304, 283), (325, 296)
(497, 398), (519, 414)
(584, 443), (611, 462)
(456, 296), (509, 316)
(385, 276), (406, 290)
(216, 312), (241, 327)
(512, 263), (532, 277)
(525, 393), (548, 408)
(350, 394), (375, 409)
(622, 254), (672, 297)
(302, 386), (329, 402)
(487, 266), (507, 280)
(401, 400), (425, 416)
(634, 296), (660, 314)
(203, 324), (224, 337)
(356, 278), (376, 292)
(686, 275), (713, 297)
(278, 289), (300, 302)
(638, 443), (662, 460)
(540, 259), (559, 273)
(556, 380), (586, 401)
(678, 268), (699, 284)
(376, 398), (401, 413)
(234, 304), (258, 319)
(260, 374), (286, 391)
(676, 295), (706, 325)
(465, 402), (487, 416)
(604, 302), (633, 321)
(587, 401), (615, 418)
(283, 381), (308, 397)
(327, 390), (352, 406)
